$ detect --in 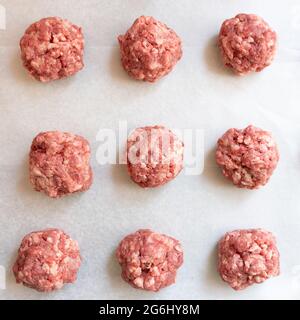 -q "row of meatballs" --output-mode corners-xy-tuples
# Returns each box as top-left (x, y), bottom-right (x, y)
(13, 228), (280, 292)
(20, 126), (280, 293)
(20, 13), (277, 83)
(29, 125), (279, 198)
